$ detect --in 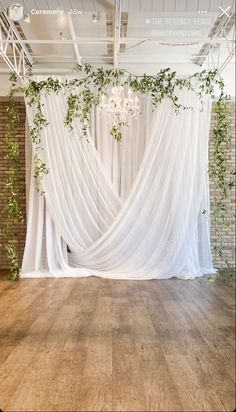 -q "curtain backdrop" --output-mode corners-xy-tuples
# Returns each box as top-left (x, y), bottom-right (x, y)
(21, 77), (216, 280)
